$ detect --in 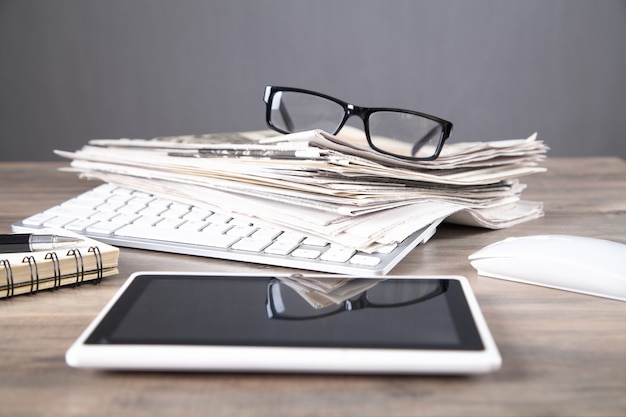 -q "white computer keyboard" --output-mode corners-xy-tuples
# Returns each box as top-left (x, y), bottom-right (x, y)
(12, 184), (439, 275)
